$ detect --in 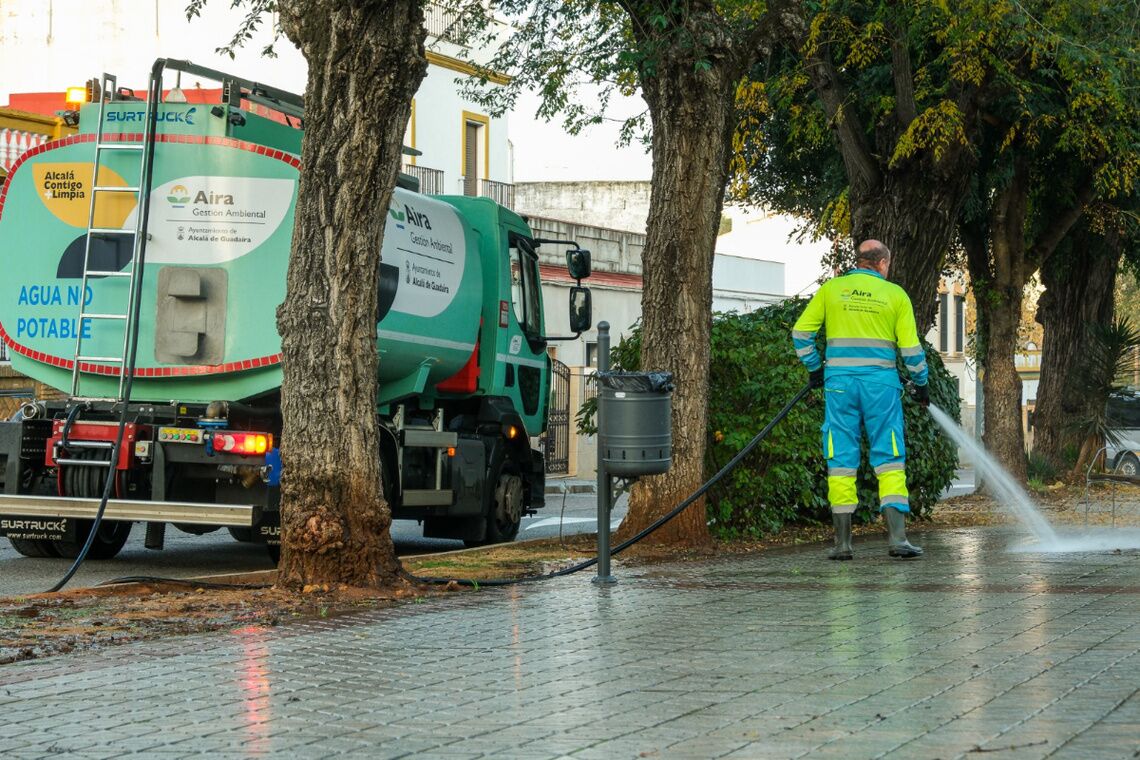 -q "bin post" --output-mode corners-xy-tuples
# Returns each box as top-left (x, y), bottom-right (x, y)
(594, 321), (616, 585)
